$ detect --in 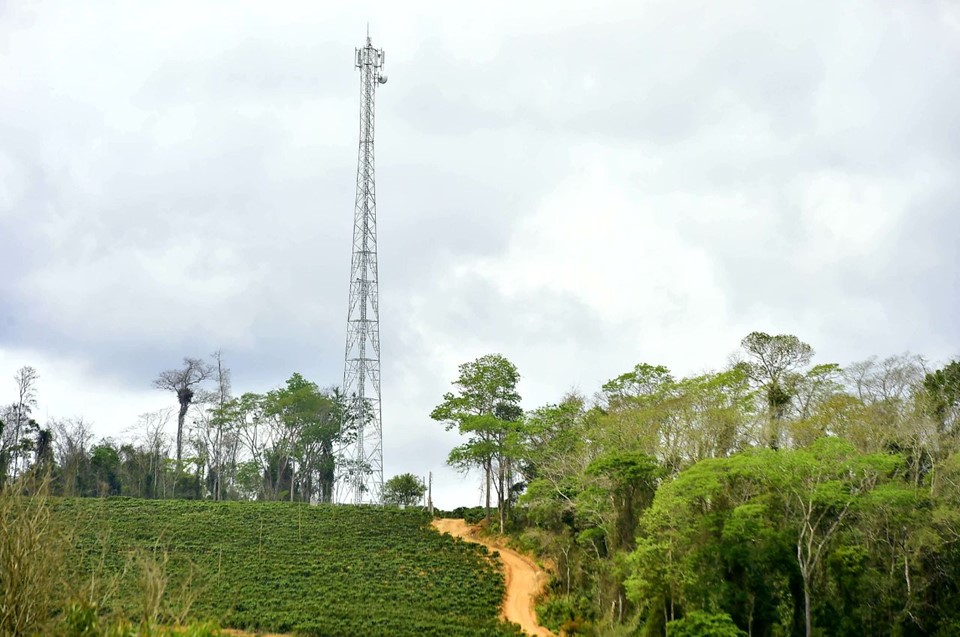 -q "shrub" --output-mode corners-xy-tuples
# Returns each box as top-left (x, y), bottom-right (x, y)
(666, 611), (747, 637)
